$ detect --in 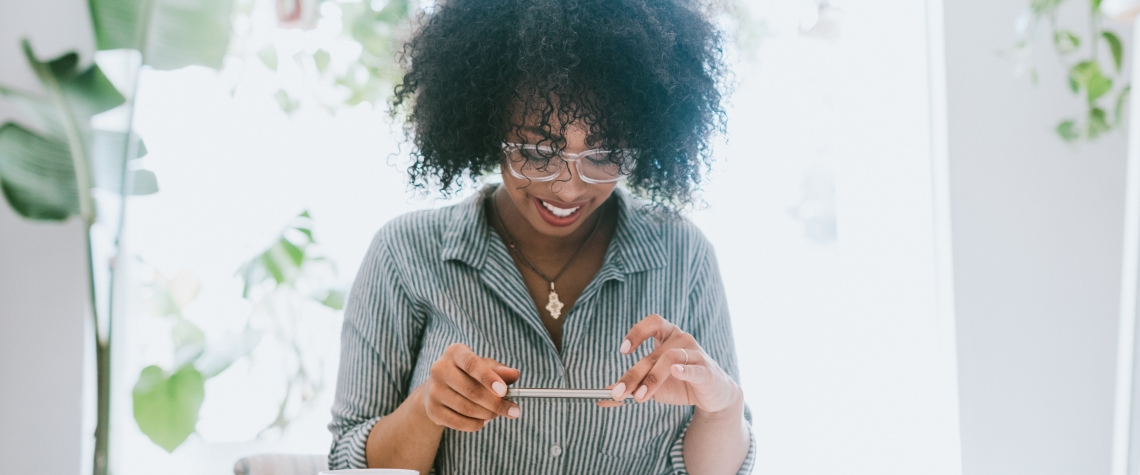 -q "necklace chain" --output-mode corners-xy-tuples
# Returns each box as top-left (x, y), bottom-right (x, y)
(490, 194), (605, 320)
